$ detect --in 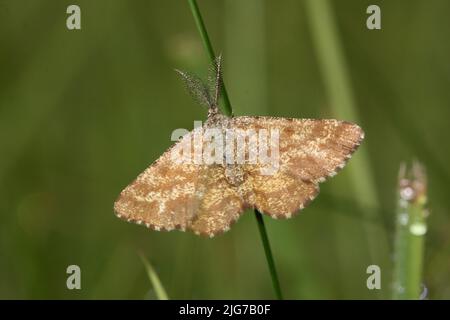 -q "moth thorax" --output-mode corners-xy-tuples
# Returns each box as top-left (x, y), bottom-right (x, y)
(225, 165), (245, 186)
(206, 109), (228, 127)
